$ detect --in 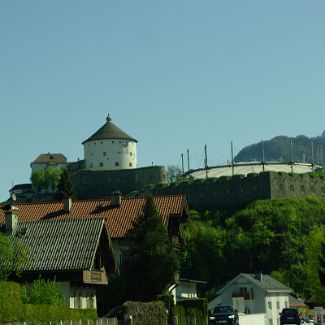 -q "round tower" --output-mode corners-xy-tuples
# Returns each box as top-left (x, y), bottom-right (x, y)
(82, 114), (137, 170)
